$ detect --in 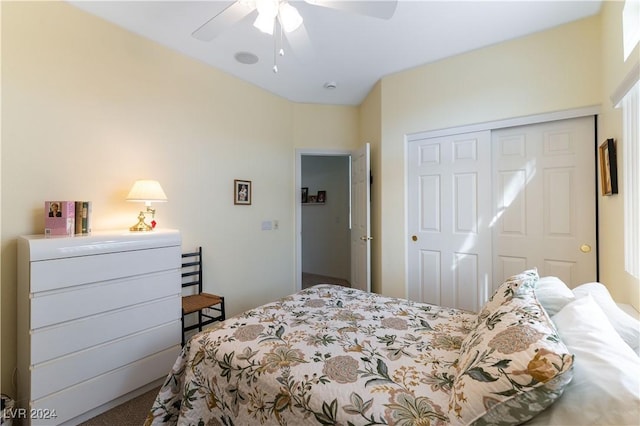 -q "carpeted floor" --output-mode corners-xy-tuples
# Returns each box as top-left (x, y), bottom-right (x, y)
(78, 386), (159, 426)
